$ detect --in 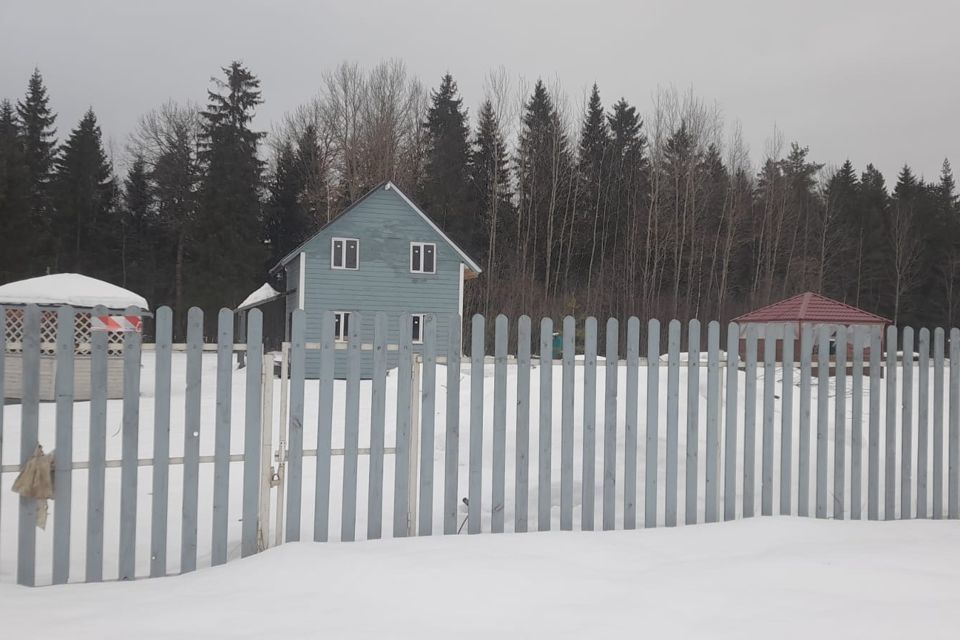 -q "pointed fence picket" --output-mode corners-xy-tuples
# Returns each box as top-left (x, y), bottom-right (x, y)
(3, 308), (960, 588)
